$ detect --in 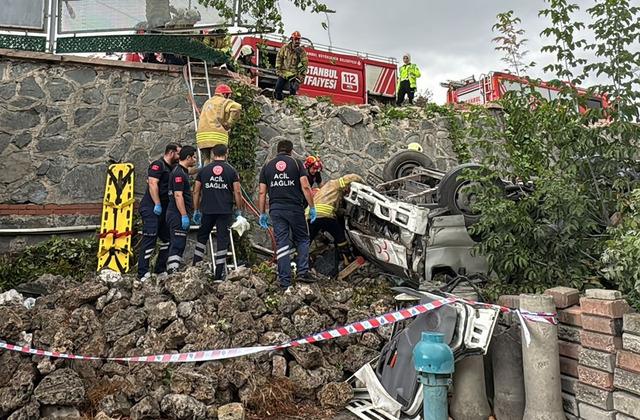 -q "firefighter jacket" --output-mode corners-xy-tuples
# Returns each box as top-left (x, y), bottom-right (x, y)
(398, 63), (421, 89)
(276, 42), (308, 79)
(305, 174), (363, 220)
(196, 94), (242, 149)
